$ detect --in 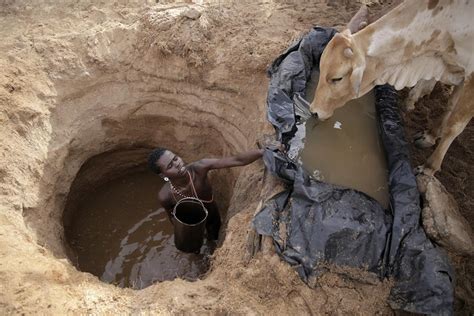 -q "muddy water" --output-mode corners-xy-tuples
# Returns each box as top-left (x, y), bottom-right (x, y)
(66, 171), (211, 289)
(291, 71), (389, 208)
